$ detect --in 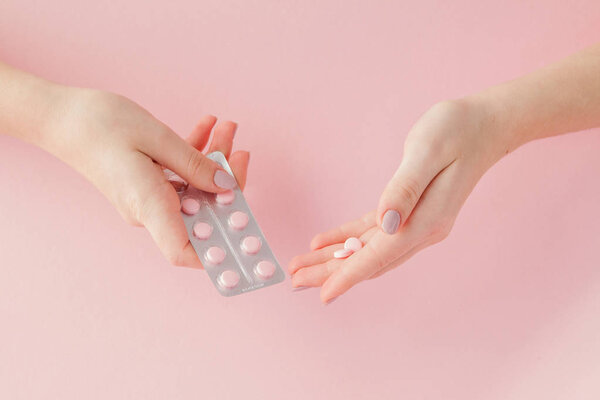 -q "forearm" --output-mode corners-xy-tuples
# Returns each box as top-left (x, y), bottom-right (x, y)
(470, 43), (600, 152)
(0, 62), (70, 148)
